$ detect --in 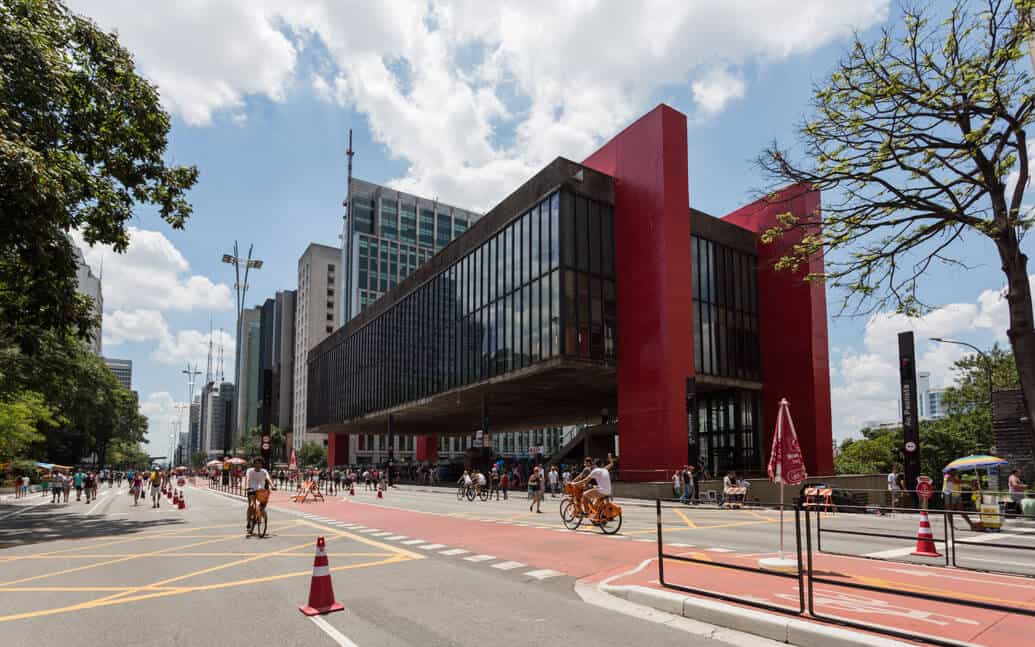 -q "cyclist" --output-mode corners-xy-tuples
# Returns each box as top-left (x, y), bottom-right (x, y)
(457, 470), (472, 498)
(245, 458), (273, 530)
(571, 454), (615, 521)
(474, 470), (487, 497)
